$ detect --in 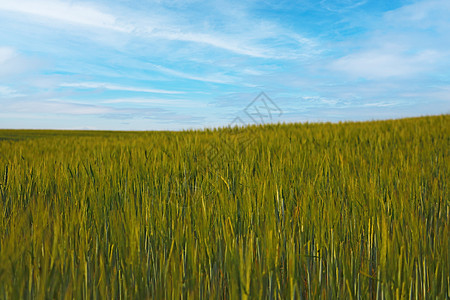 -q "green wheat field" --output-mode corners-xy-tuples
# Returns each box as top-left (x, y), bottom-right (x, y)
(0, 115), (448, 299)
